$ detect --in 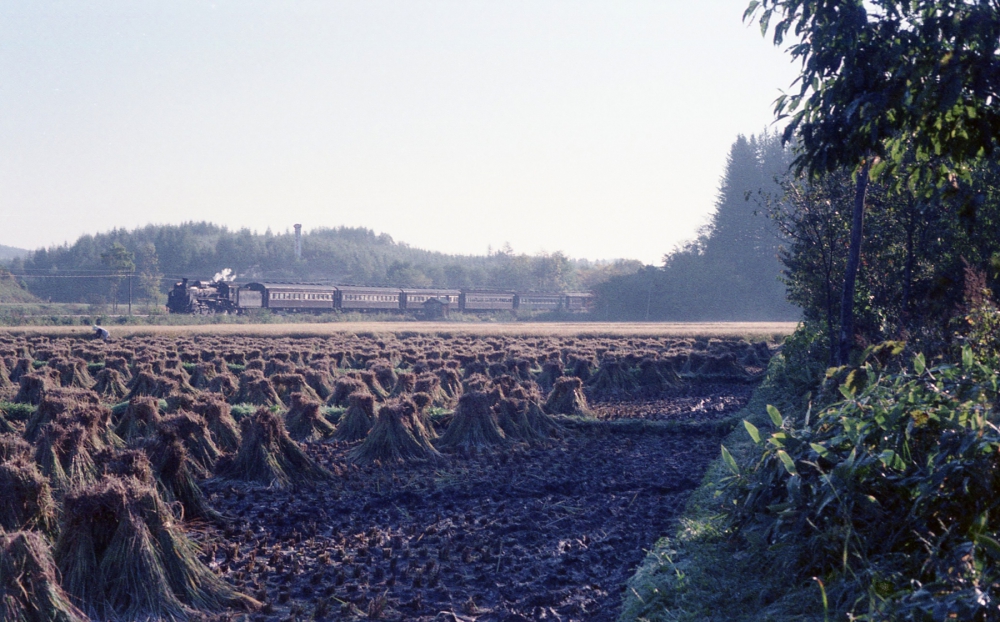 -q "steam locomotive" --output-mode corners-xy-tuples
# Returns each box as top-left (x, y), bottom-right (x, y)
(166, 278), (591, 316)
